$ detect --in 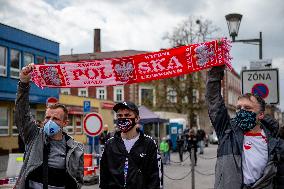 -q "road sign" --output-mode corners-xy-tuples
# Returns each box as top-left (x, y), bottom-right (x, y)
(250, 59), (272, 69)
(46, 97), (58, 107)
(83, 100), (91, 112)
(242, 69), (279, 104)
(83, 113), (103, 136)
